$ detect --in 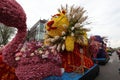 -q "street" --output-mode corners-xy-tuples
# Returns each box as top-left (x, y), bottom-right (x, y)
(95, 52), (120, 80)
